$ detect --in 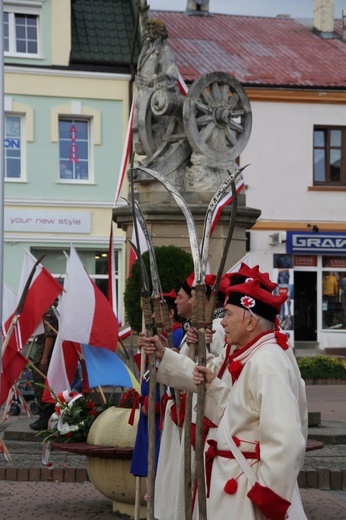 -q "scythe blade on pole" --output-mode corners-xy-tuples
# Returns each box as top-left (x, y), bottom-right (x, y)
(205, 177), (240, 326)
(129, 169), (156, 520)
(134, 165), (210, 519)
(134, 166), (202, 284)
(200, 165), (248, 279)
(132, 165), (247, 519)
(126, 198), (180, 421)
(124, 198), (162, 297)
